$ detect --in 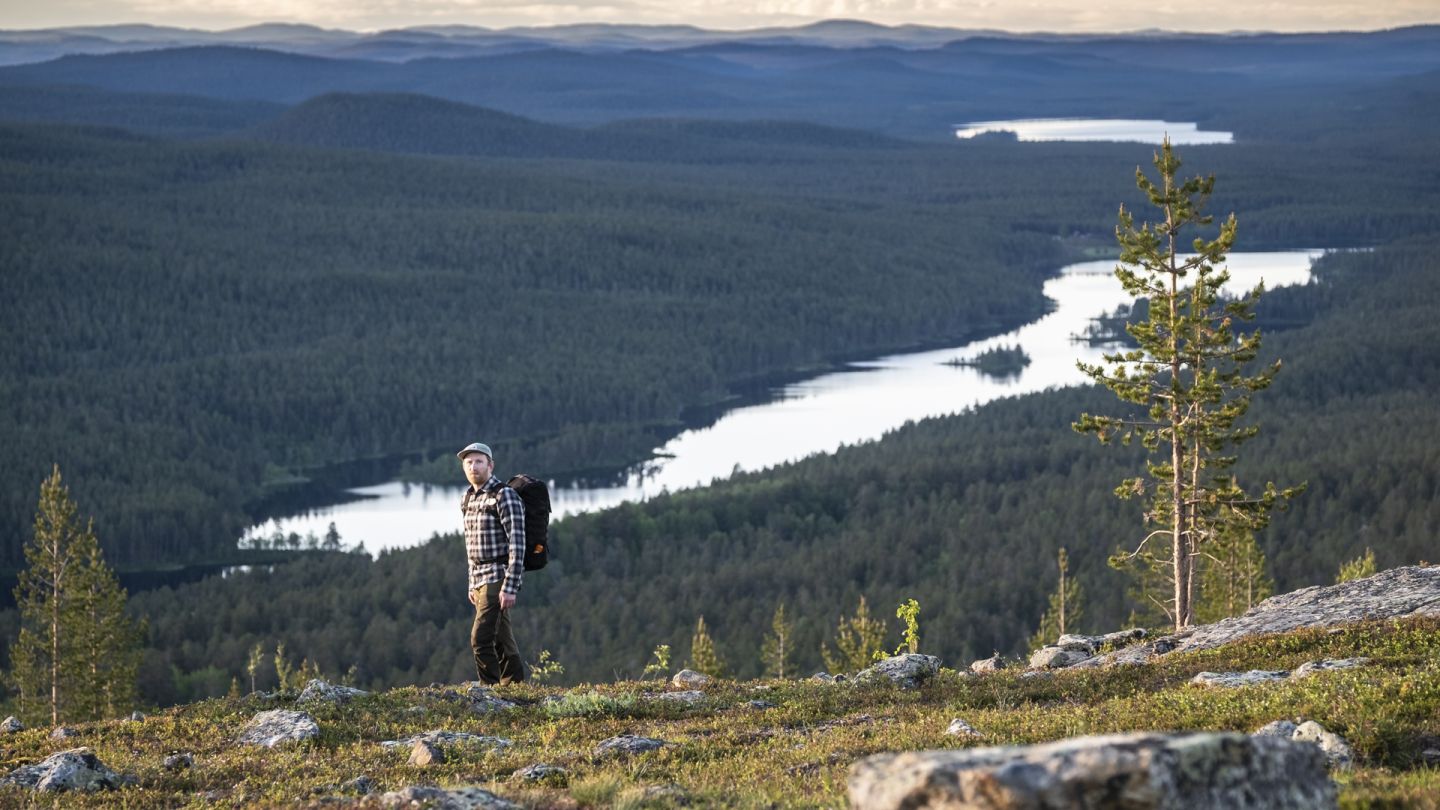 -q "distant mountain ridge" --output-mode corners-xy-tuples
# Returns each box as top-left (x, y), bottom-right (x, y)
(2, 20), (1437, 66)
